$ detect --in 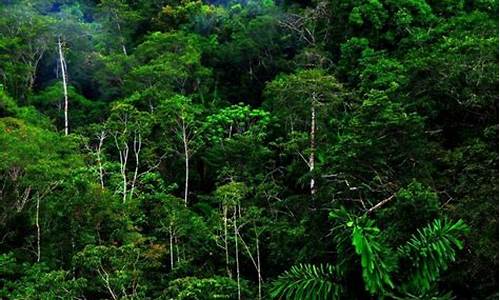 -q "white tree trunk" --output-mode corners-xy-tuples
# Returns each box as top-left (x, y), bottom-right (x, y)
(36, 194), (40, 262)
(175, 235), (180, 263)
(182, 119), (189, 206)
(114, 134), (129, 203)
(58, 36), (69, 135)
(98, 265), (118, 300)
(237, 228), (263, 300)
(114, 12), (127, 56)
(255, 227), (262, 300)
(233, 207), (241, 300)
(129, 131), (141, 201)
(223, 205), (231, 278)
(97, 130), (106, 189)
(169, 224), (174, 270)
(309, 104), (316, 195)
